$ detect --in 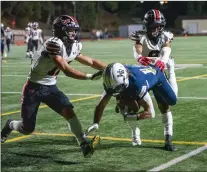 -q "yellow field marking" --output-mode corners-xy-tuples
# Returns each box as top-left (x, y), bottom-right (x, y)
(177, 74), (207, 82)
(9, 131), (207, 146)
(5, 135), (32, 143)
(1, 95), (101, 116)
